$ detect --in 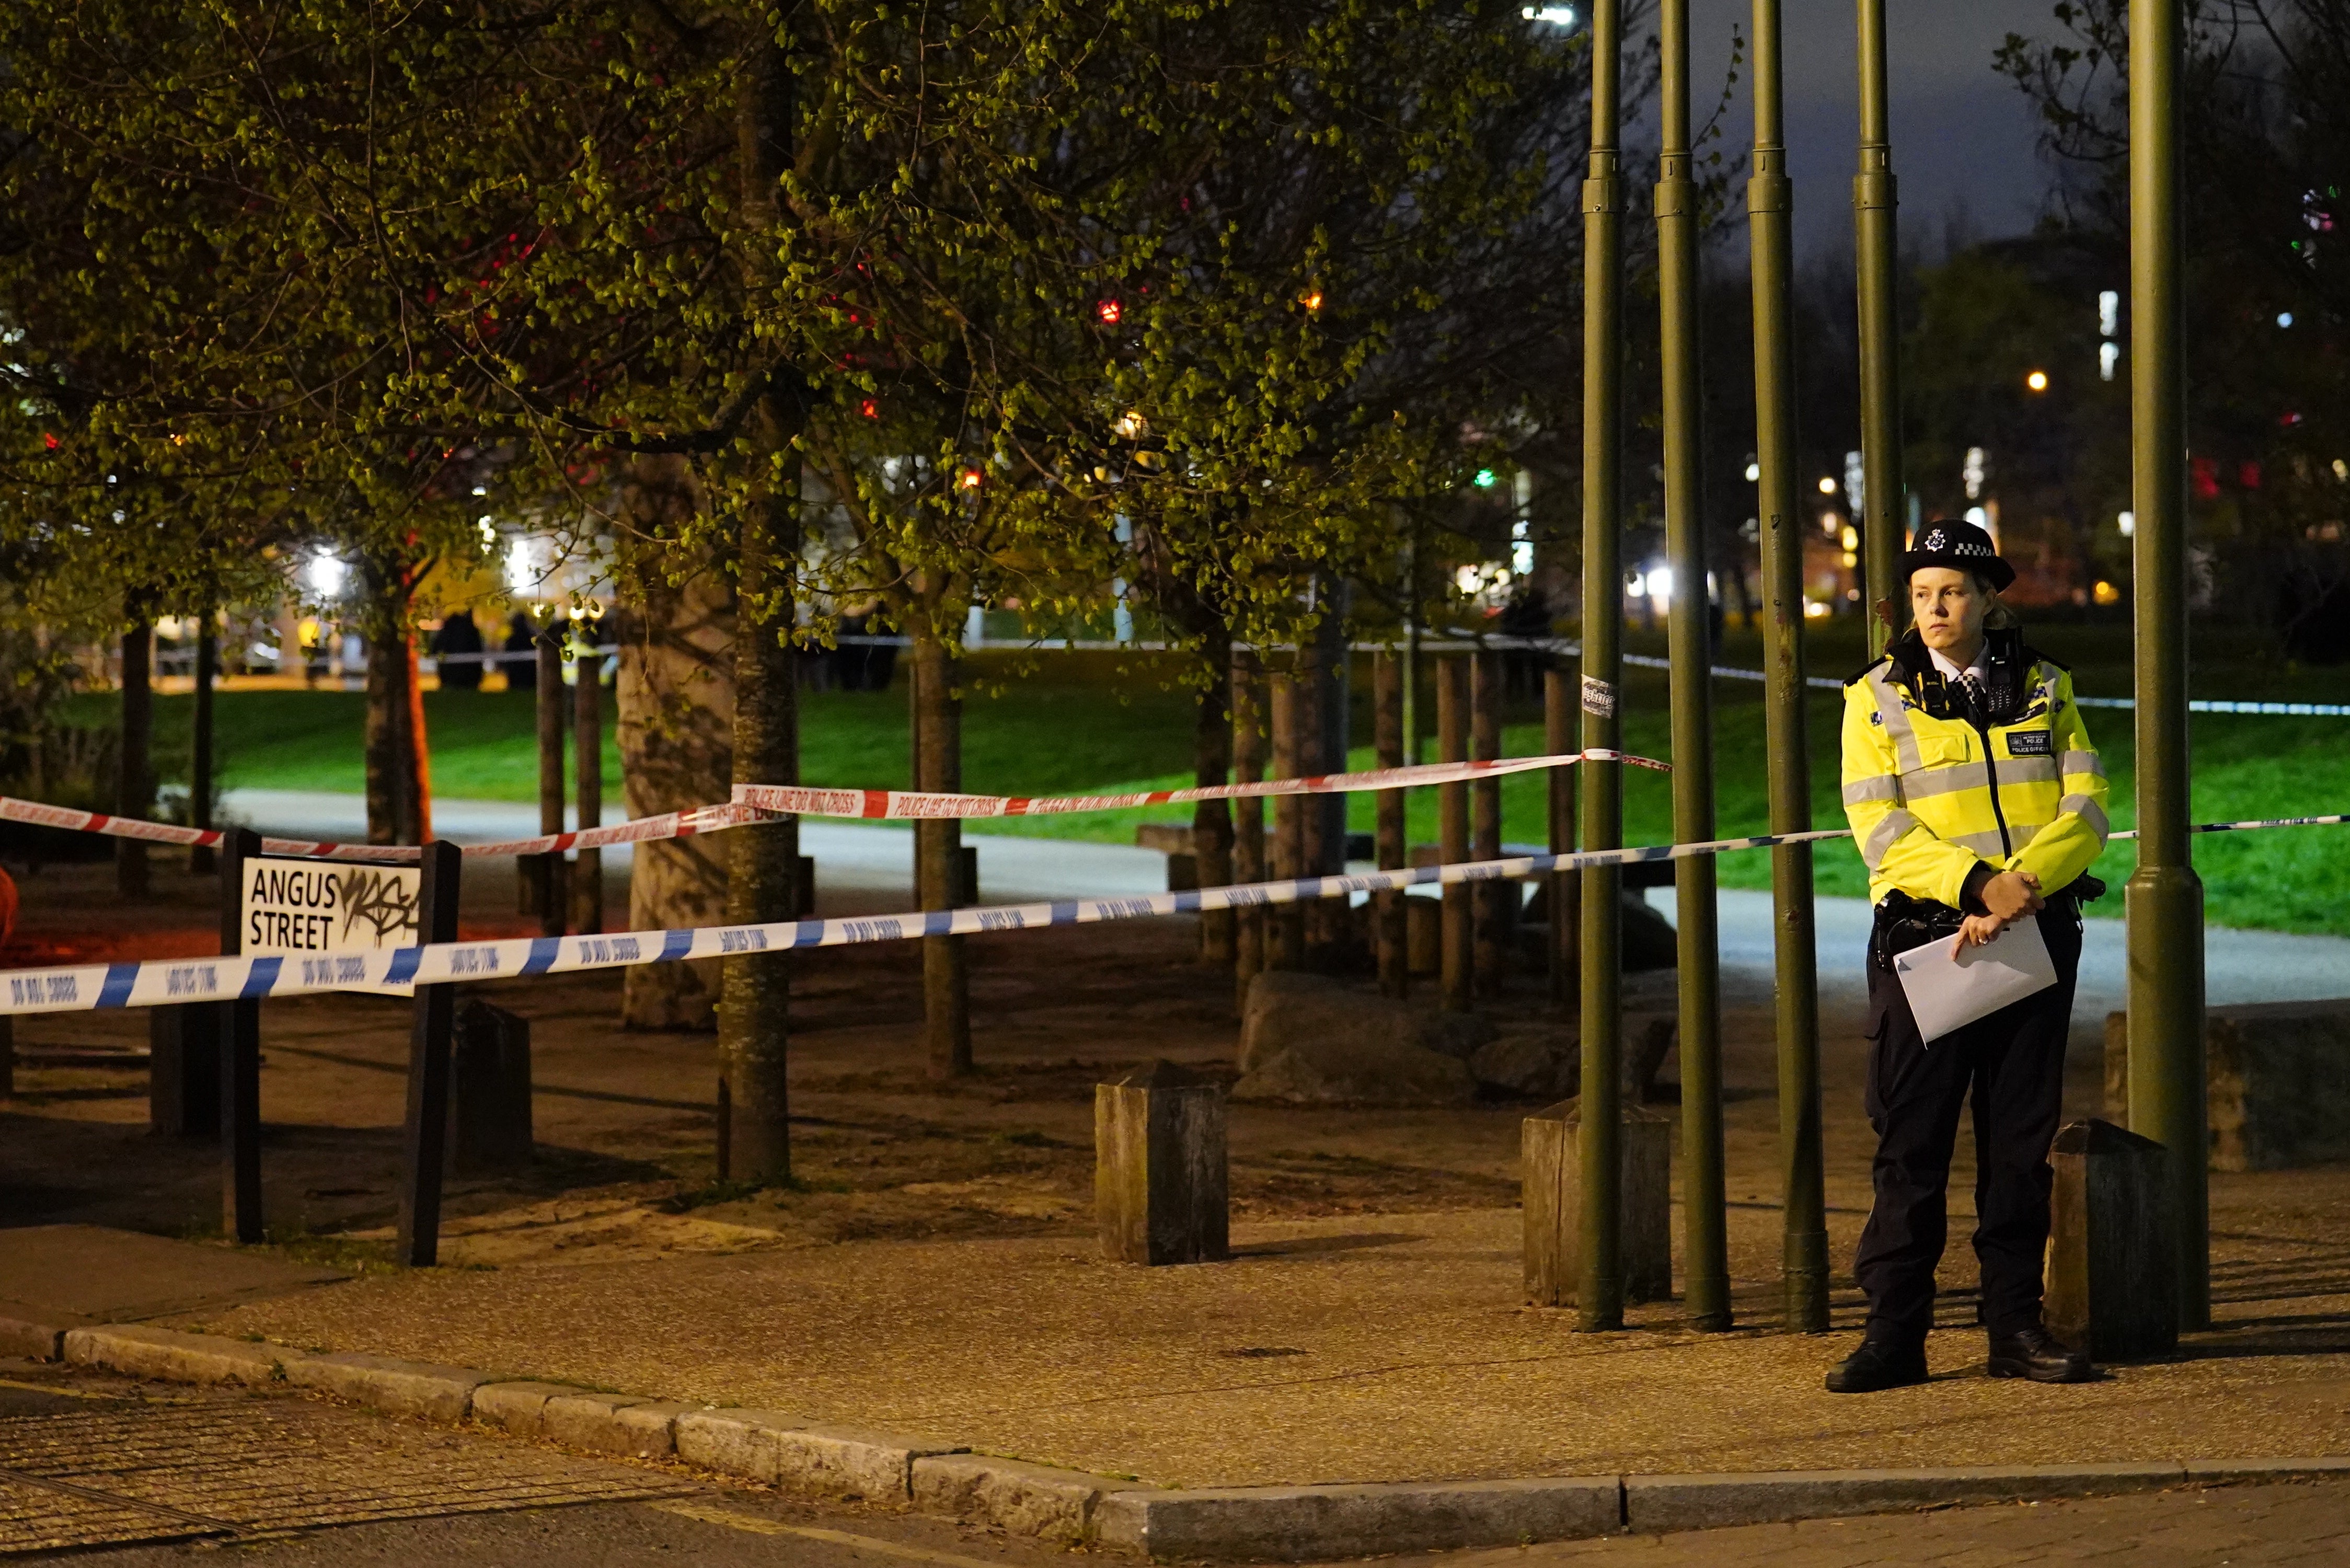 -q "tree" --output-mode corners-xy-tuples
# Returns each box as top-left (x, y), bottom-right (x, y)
(2000, 0), (2350, 650)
